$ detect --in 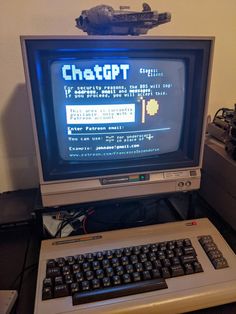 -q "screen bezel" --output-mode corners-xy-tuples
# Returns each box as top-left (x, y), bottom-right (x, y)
(23, 37), (212, 181)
